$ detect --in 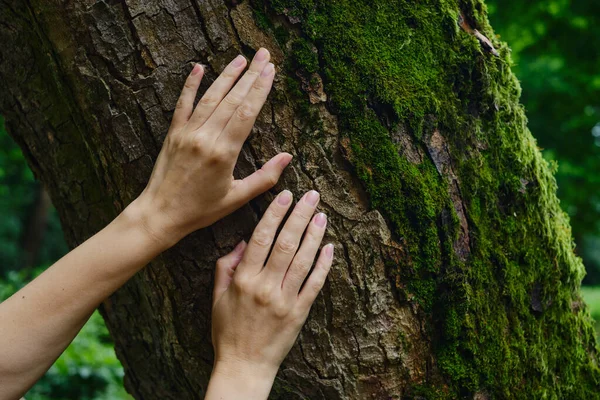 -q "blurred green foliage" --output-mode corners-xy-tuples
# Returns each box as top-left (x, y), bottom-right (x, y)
(0, 115), (67, 273)
(0, 117), (129, 398)
(0, 268), (131, 399)
(581, 286), (600, 339)
(488, 0), (600, 283)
